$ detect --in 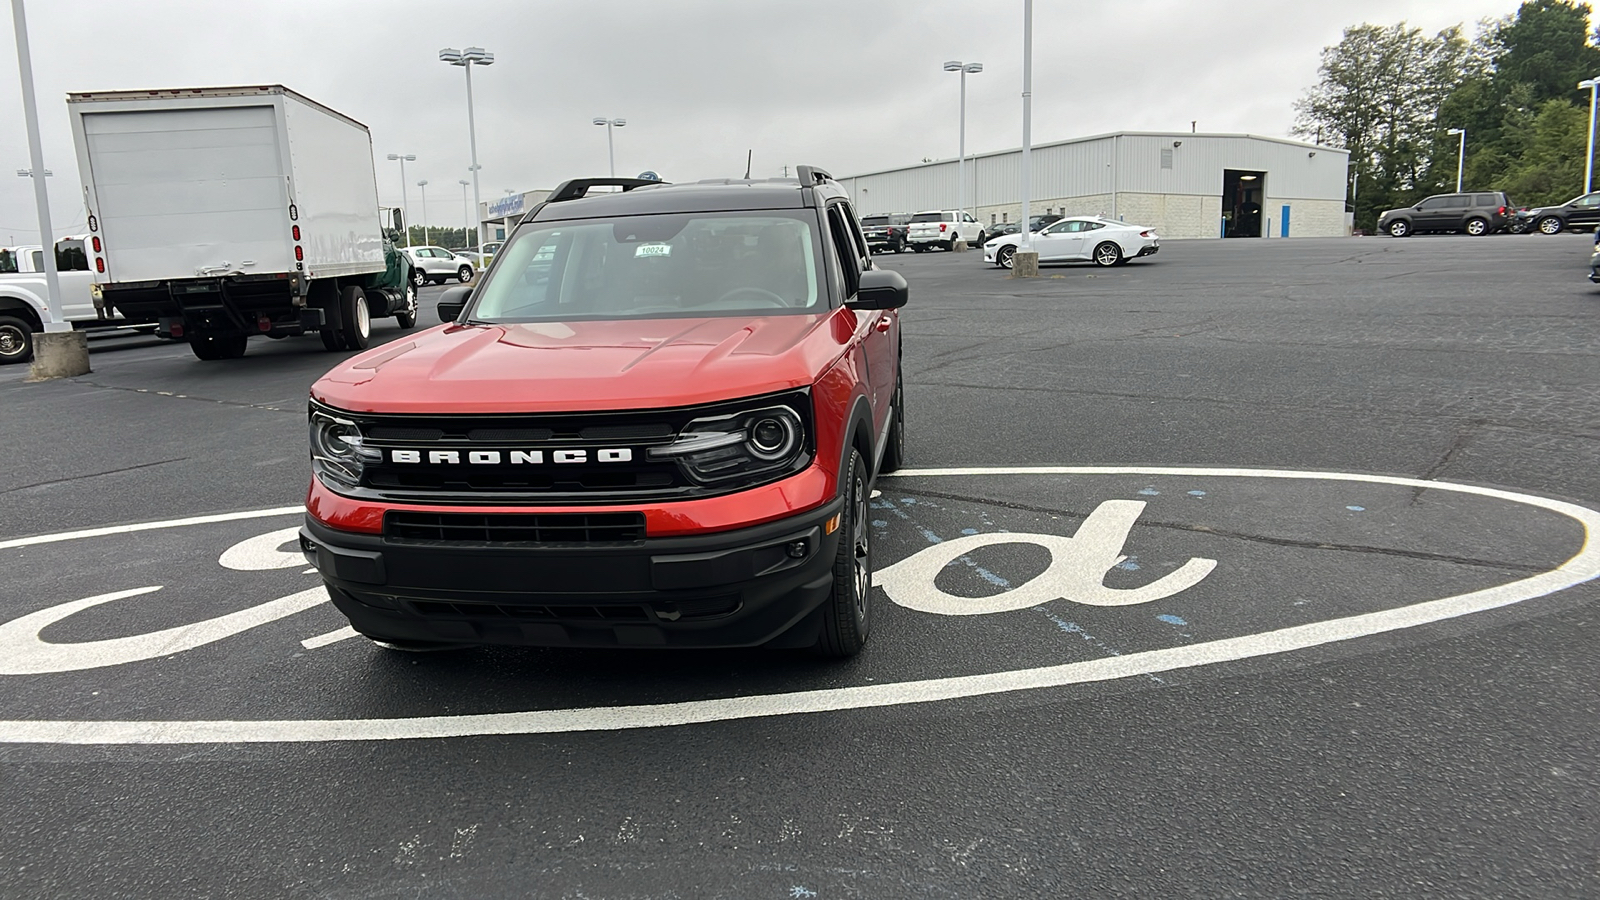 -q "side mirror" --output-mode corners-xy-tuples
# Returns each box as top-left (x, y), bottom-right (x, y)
(437, 285), (473, 323)
(847, 268), (908, 311)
